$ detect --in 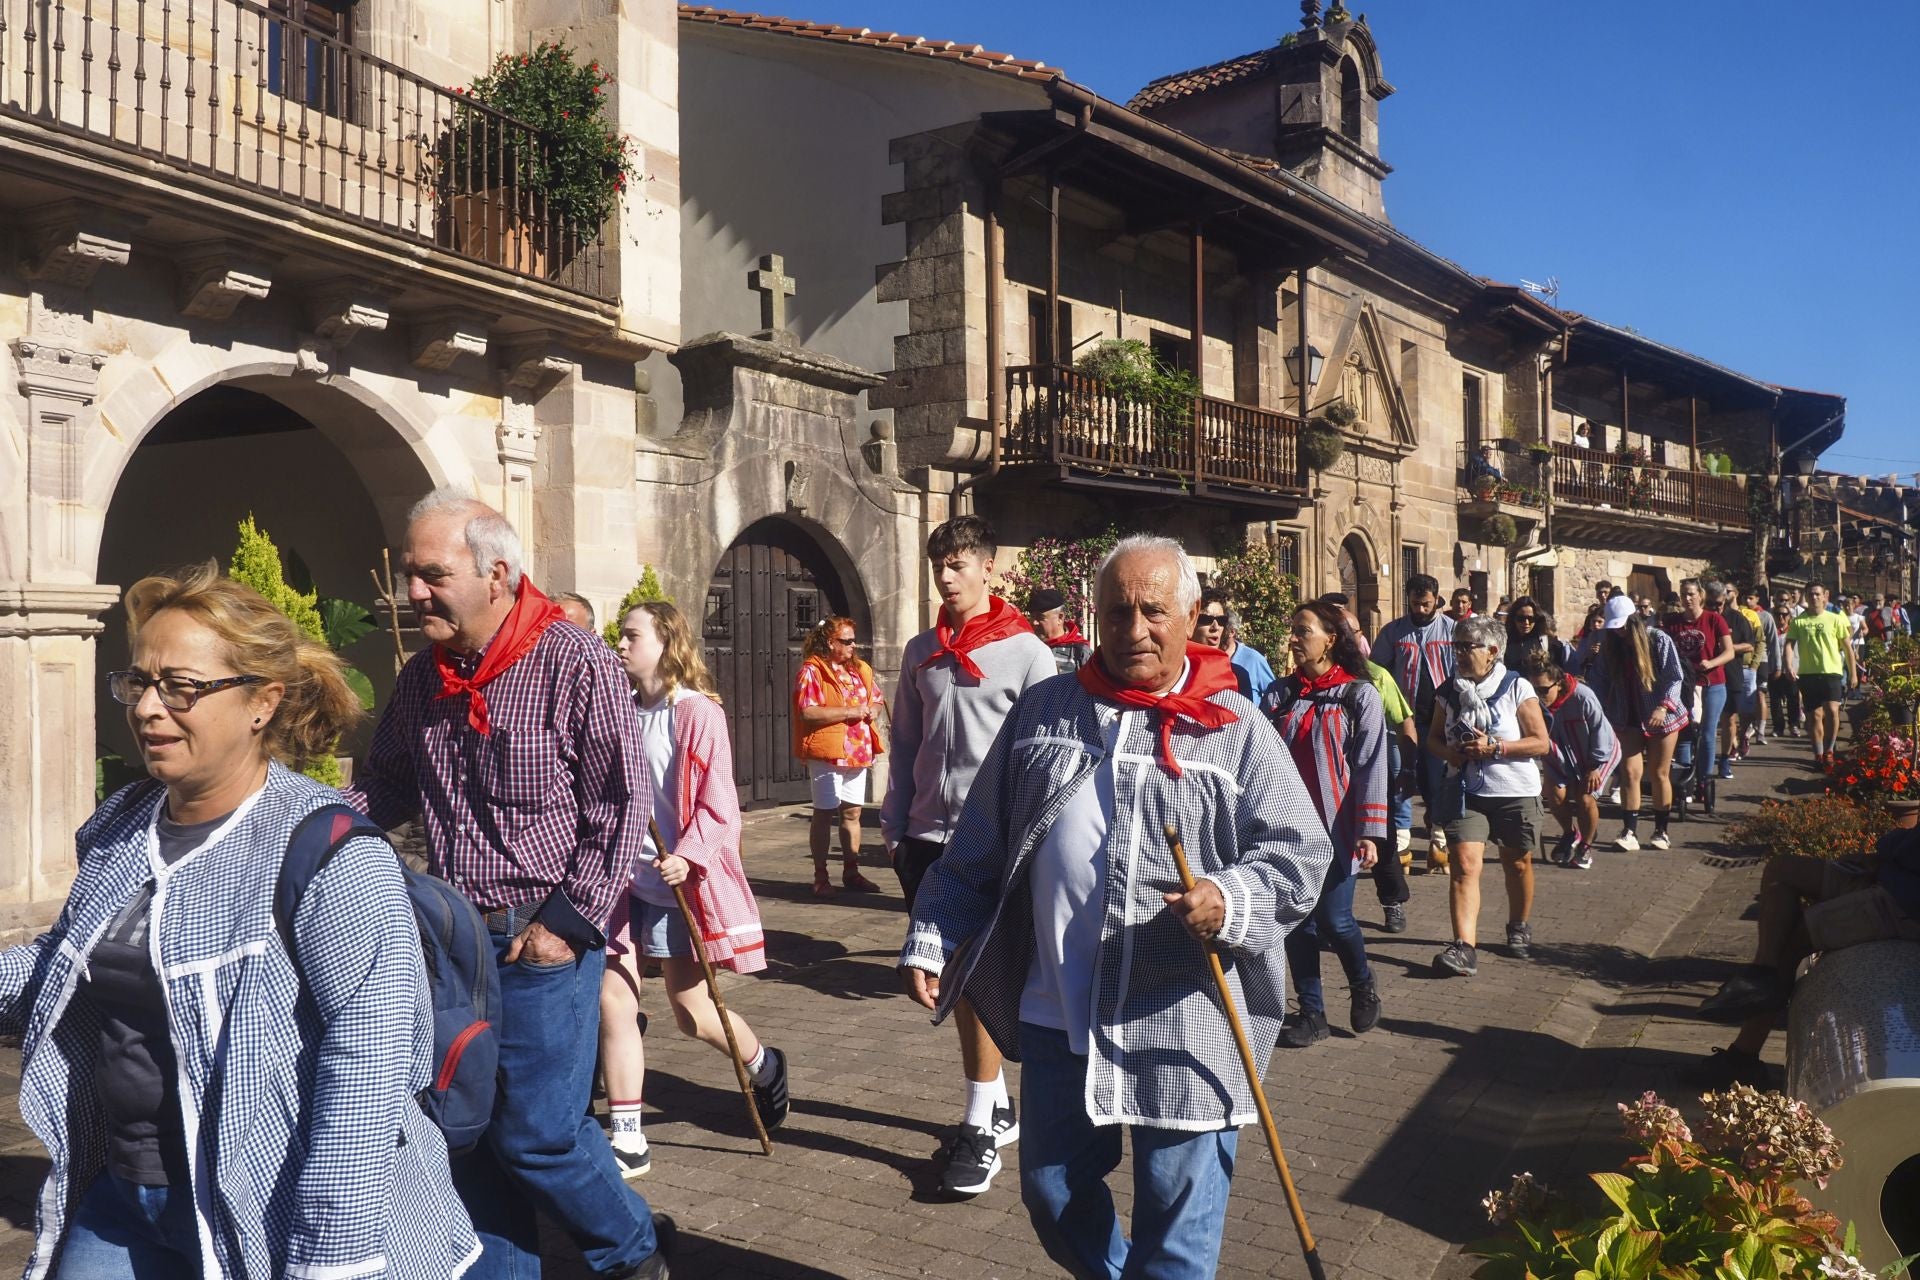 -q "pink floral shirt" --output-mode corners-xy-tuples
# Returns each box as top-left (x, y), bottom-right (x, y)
(795, 659), (881, 767)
